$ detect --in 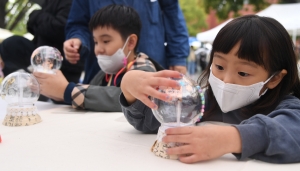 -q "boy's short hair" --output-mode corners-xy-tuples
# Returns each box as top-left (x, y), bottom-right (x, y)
(89, 4), (142, 52)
